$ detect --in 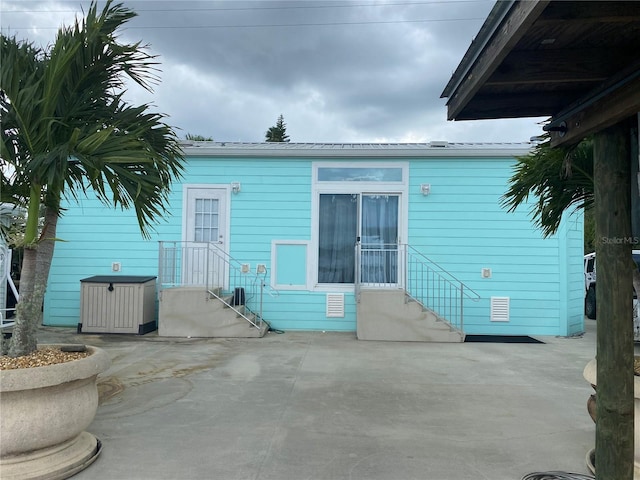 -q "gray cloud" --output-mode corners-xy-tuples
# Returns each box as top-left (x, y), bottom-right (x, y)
(1, 0), (547, 143)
